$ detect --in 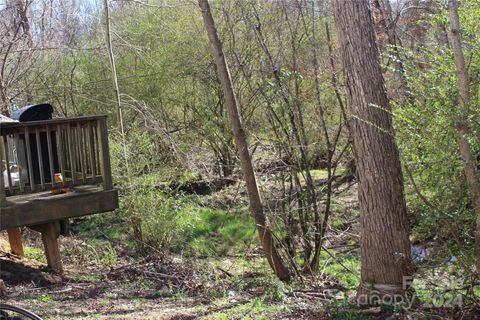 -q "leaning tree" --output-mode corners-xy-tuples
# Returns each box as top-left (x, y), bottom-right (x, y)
(333, 0), (412, 300)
